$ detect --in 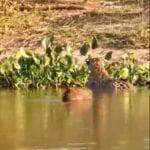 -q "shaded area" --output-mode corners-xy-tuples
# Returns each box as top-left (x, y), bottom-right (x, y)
(52, 11), (142, 26)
